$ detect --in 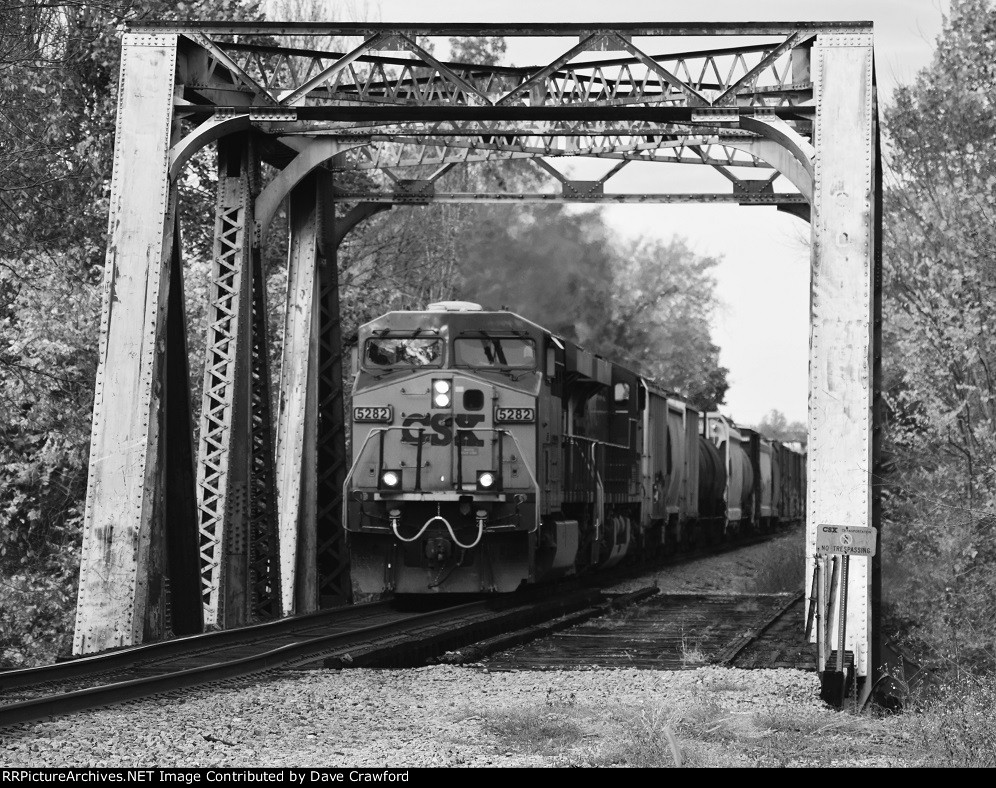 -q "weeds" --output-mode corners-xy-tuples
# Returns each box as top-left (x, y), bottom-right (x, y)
(680, 633), (707, 667)
(607, 706), (685, 767)
(479, 704), (586, 757)
(477, 689), (929, 768)
(752, 710), (877, 738)
(908, 675), (996, 767)
(744, 535), (806, 594)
